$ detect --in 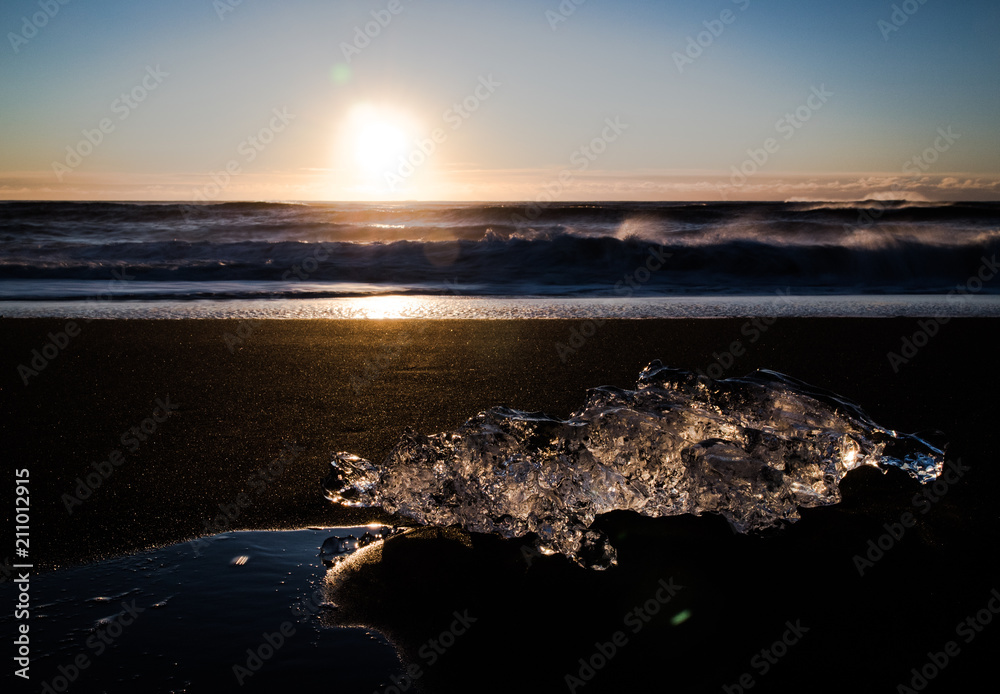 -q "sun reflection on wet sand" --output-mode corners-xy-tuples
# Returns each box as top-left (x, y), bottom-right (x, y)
(352, 295), (416, 319)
